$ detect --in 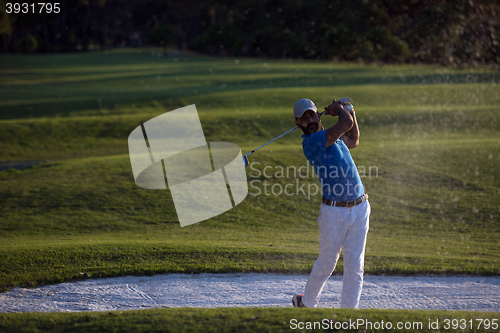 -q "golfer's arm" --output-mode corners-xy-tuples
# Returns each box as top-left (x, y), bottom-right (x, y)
(342, 112), (359, 149)
(325, 109), (353, 148)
